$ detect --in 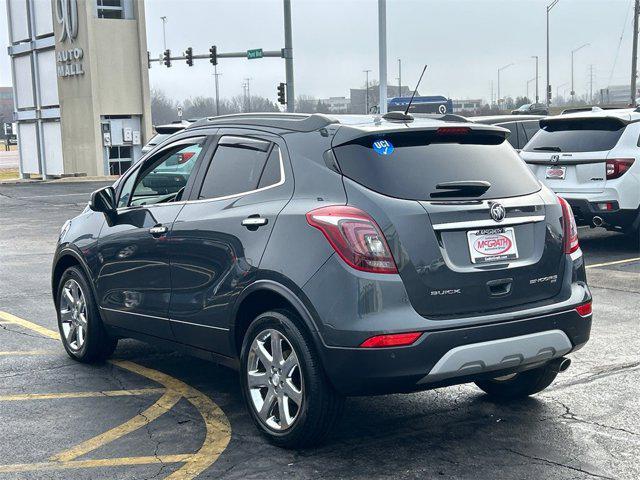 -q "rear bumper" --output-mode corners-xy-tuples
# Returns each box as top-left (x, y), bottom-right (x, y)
(321, 307), (591, 395)
(563, 197), (639, 229)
